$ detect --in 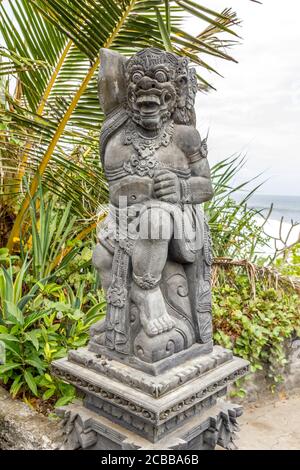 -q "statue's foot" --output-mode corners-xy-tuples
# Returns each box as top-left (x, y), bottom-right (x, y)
(90, 318), (106, 337)
(90, 332), (105, 346)
(131, 283), (175, 337)
(145, 315), (174, 337)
